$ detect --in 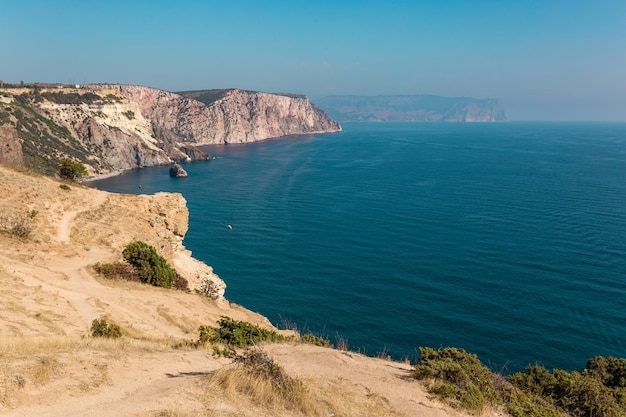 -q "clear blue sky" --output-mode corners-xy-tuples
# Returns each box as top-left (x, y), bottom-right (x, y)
(1, 0), (625, 120)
